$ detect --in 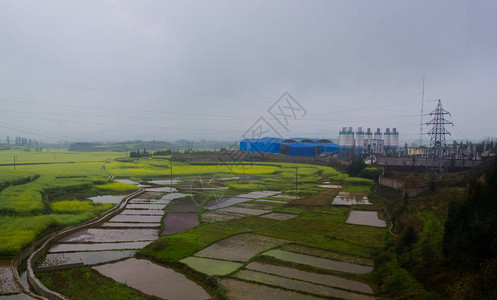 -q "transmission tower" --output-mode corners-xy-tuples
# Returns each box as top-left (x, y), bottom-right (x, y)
(425, 99), (453, 179)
